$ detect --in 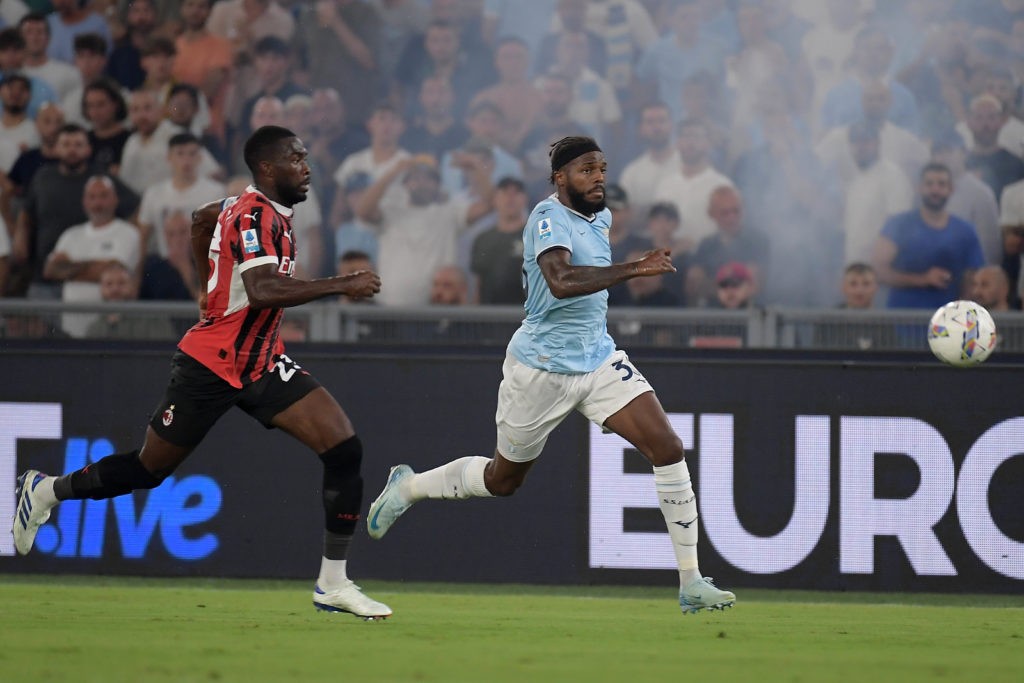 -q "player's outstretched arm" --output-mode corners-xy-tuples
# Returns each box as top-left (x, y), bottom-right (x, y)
(241, 263), (381, 309)
(539, 247), (675, 299)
